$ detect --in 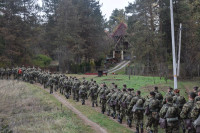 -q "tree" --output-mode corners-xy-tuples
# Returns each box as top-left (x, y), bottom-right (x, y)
(107, 9), (126, 32)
